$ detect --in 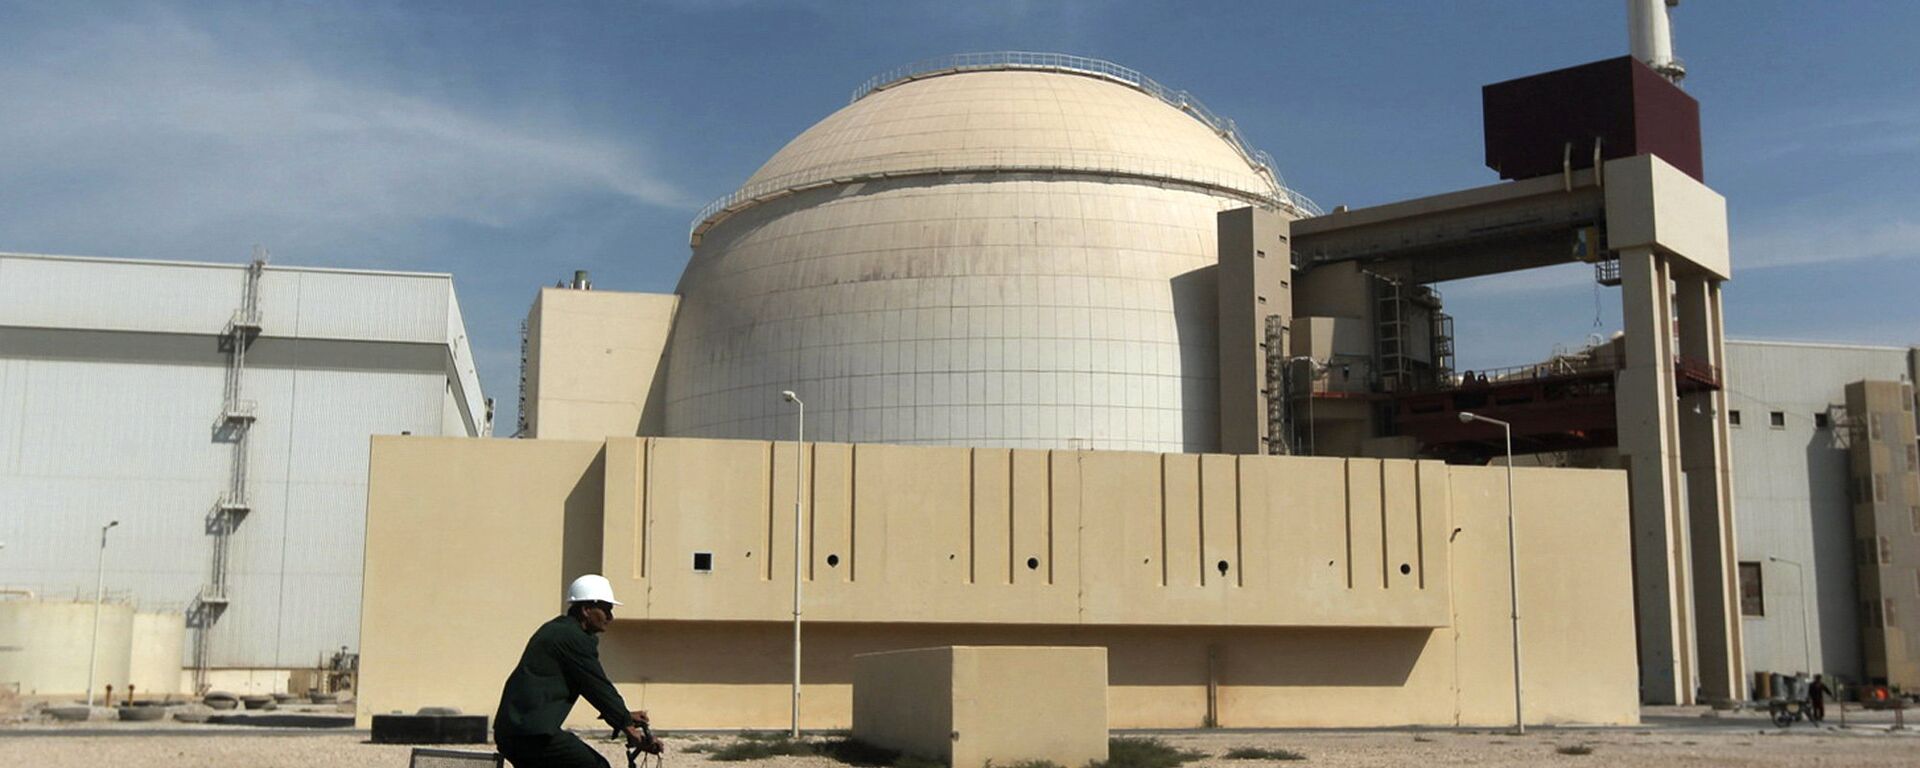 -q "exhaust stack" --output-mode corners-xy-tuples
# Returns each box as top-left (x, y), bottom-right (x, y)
(1628, 0), (1686, 83)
